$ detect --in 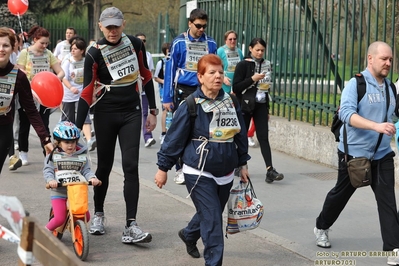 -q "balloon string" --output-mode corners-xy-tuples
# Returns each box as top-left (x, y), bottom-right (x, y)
(17, 13), (25, 42)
